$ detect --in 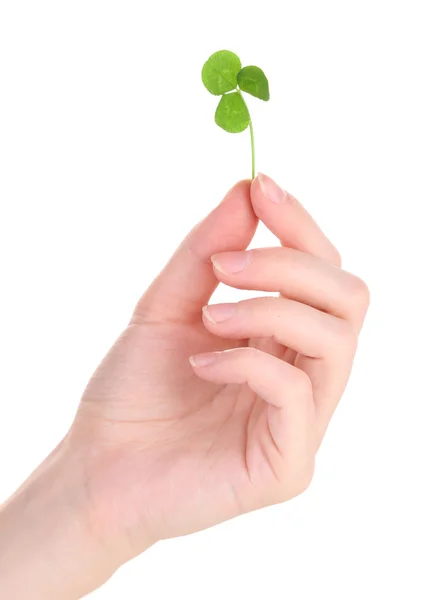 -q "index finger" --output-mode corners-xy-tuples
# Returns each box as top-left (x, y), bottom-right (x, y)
(250, 173), (341, 267)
